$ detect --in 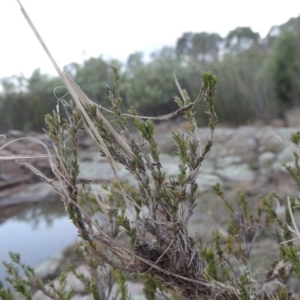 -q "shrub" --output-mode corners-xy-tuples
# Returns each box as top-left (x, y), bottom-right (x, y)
(1, 3), (300, 299)
(2, 66), (300, 299)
